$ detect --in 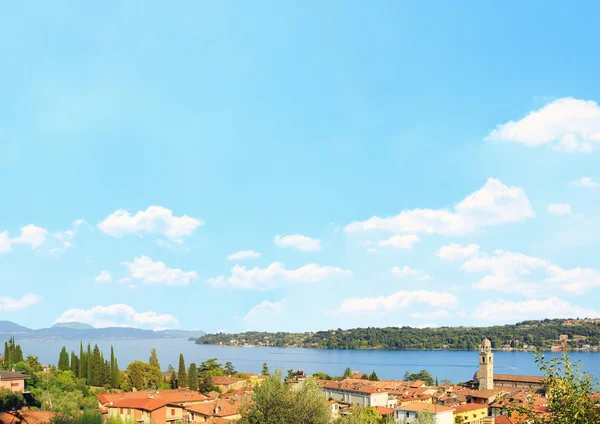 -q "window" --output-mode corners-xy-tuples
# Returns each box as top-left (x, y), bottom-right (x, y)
(120, 408), (124, 414)
(171, 409), (175, 416)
